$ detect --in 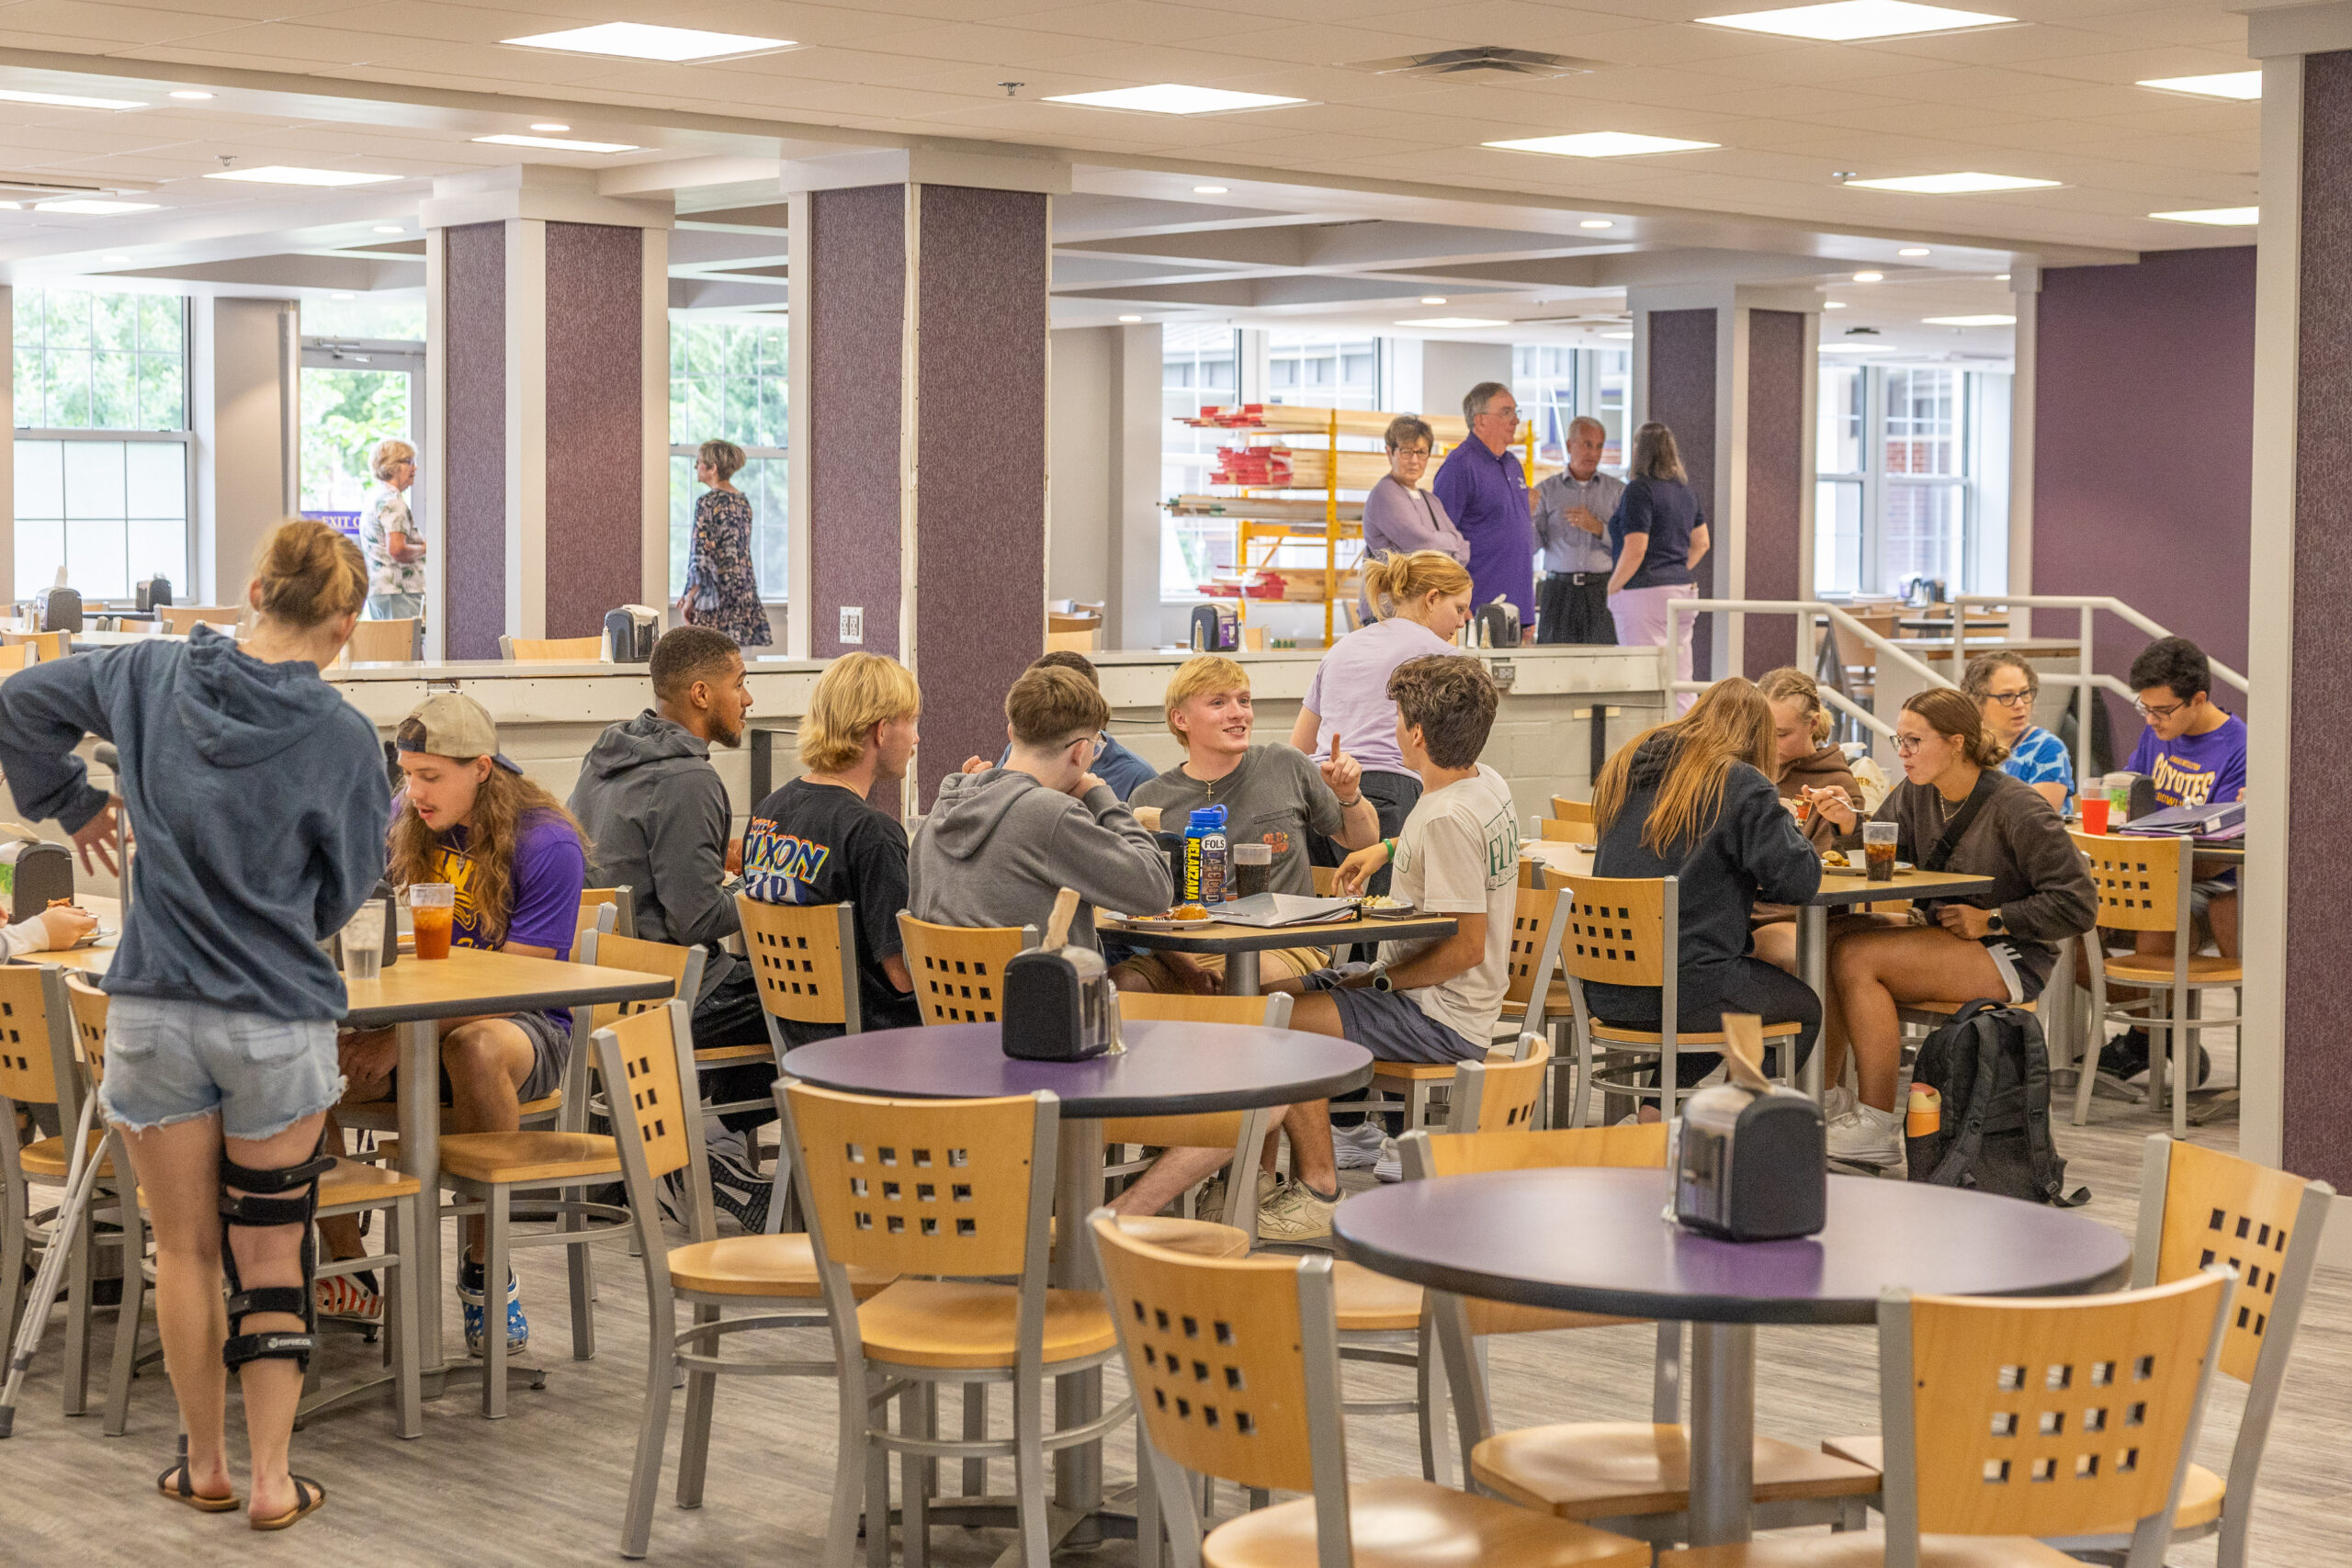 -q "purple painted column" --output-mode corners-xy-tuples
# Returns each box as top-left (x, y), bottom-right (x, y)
(1743, 309), (1809, 677)
(440, 221), (506, 660)
(1645, 309), (1718, 682)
